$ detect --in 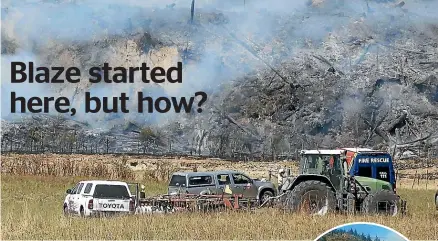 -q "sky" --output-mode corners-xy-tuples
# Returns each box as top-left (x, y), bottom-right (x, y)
(337, 223), (408, 241)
